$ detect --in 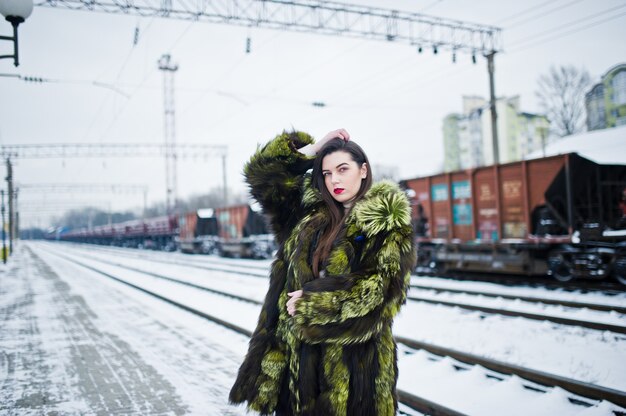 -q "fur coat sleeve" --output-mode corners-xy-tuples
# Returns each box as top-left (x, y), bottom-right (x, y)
(293, 182), (416, 345)
(243, 130), (316, 244)
(230, 131), (315, 412)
